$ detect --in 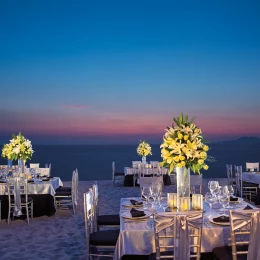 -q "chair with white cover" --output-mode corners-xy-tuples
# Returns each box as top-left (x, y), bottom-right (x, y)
(39, 167), (51, 177)
(190, 174), (203, 194)
(83, 190), (119, 259)
(139, 171), (163, 196)
(54, 169), (78, 214)
(6, 177), (33, 225)
(92, 183), (120, 231)
(152, 212), (203, 260)
(30, 163), (40, 168)
(235, 165), (257, 202)
(112, 161), (124, 185)
(246, 162), (259, 172)
(132, 161), (141, 168)
(150, 161), (159, 168)
(212, 209), (260, 260)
